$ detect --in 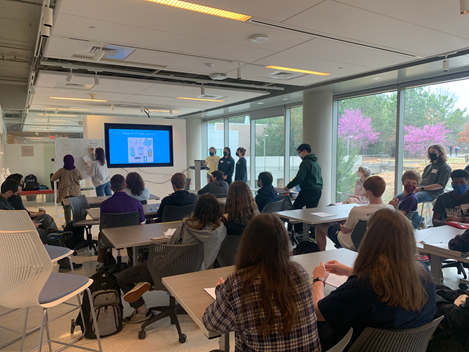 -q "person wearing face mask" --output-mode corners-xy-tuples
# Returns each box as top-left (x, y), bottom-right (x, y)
(205, 147), (221, 184)
(389, 170), (421, 229)
(218, 147), (235, 185)
(395, 144), (451, 204)
(234, 147), (248, 183)
(255, 172), (280, 212)
(432, 169), (469, 227)
(343, 166), (371, 204)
